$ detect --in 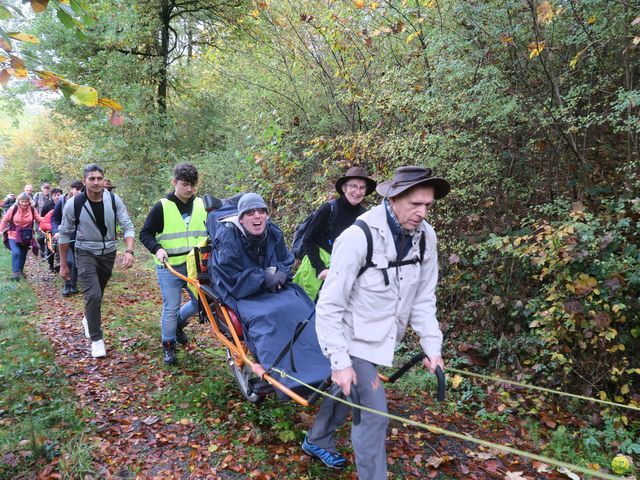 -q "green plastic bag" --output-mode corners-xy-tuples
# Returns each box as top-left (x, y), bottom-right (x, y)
(292, 248), (330, 301)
